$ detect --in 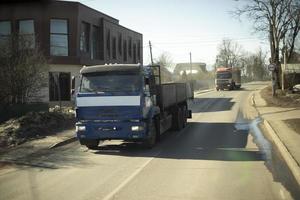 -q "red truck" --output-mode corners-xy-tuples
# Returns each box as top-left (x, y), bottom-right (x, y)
(215, 67), (241, 90)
